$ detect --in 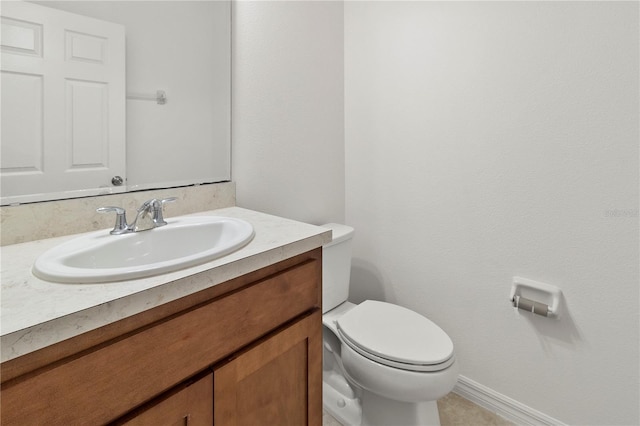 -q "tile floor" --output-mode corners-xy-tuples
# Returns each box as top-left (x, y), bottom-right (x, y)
(322, 392), (514, 426)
